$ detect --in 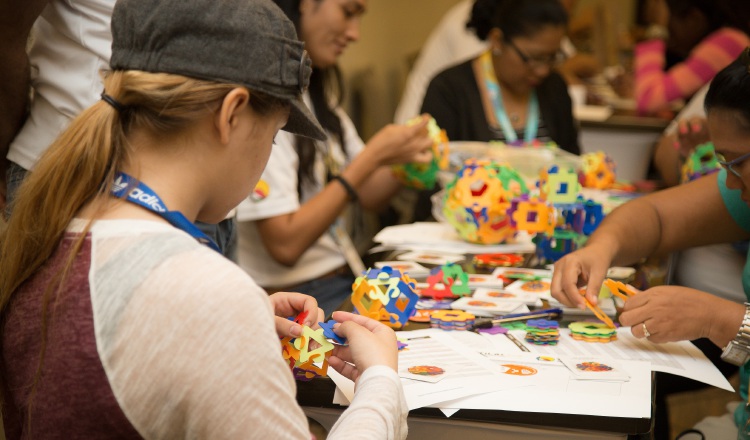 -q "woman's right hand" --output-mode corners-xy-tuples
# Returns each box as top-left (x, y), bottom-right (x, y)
(365, 115), (434, 166)
(327, 311), (398, 383)
(550, 243), (614, 309)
